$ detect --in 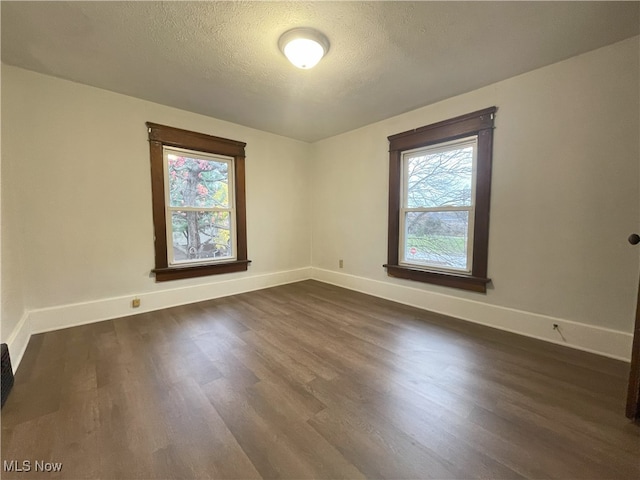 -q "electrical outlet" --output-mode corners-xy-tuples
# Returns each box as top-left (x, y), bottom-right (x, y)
(339, 259), (344, 268)
(132, 298), (141, 308)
